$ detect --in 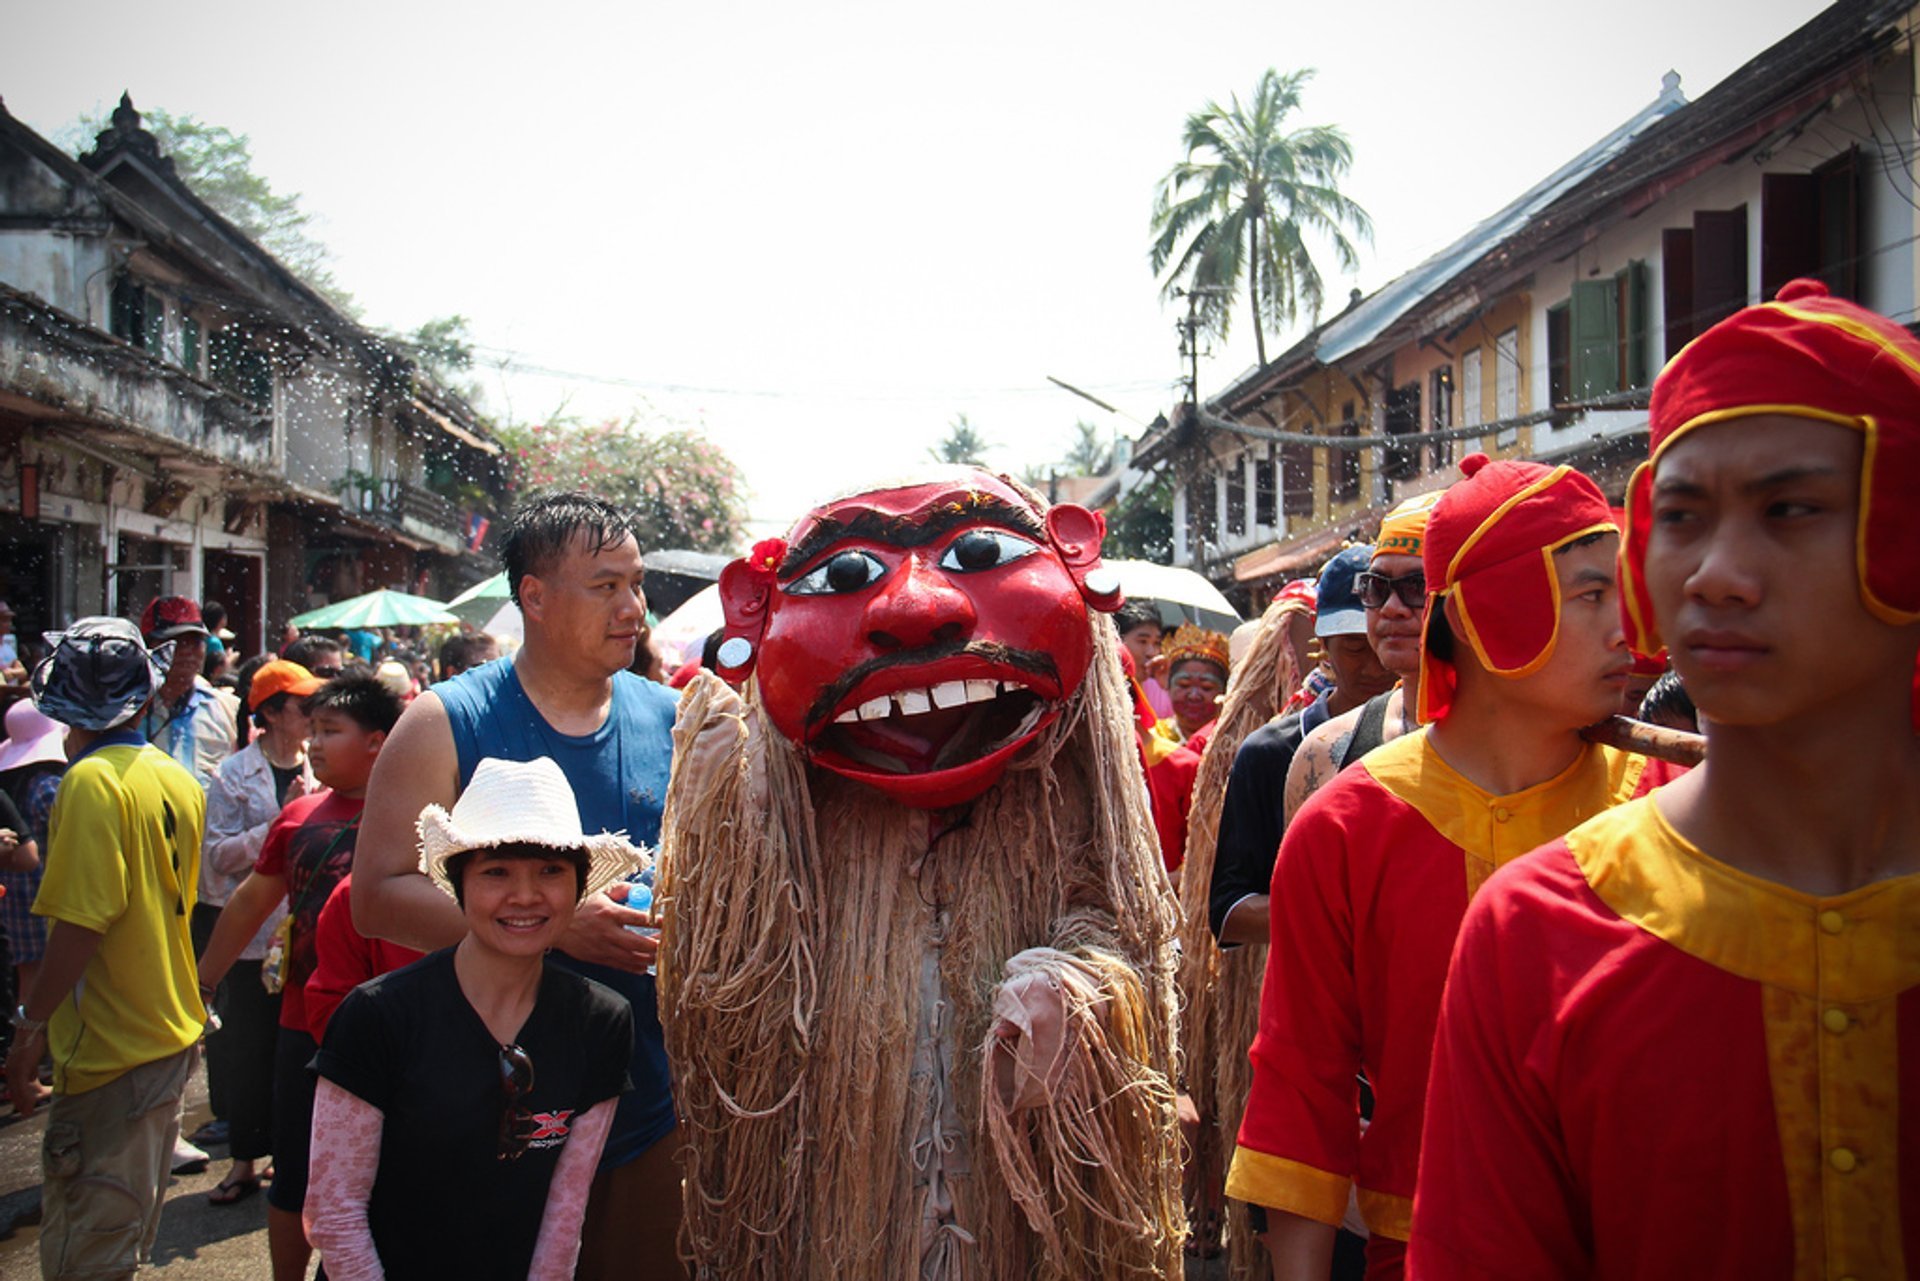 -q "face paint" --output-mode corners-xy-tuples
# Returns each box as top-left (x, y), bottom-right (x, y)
(725, 470), (1116, 807)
